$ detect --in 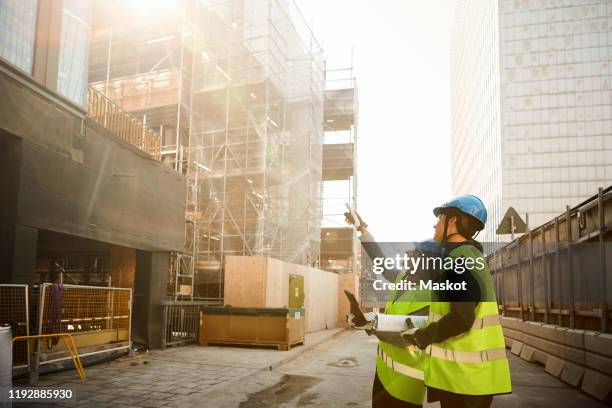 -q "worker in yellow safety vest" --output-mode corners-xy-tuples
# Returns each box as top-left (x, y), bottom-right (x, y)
(402, 195), (512, 408)
(345, 208), (433, 408)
